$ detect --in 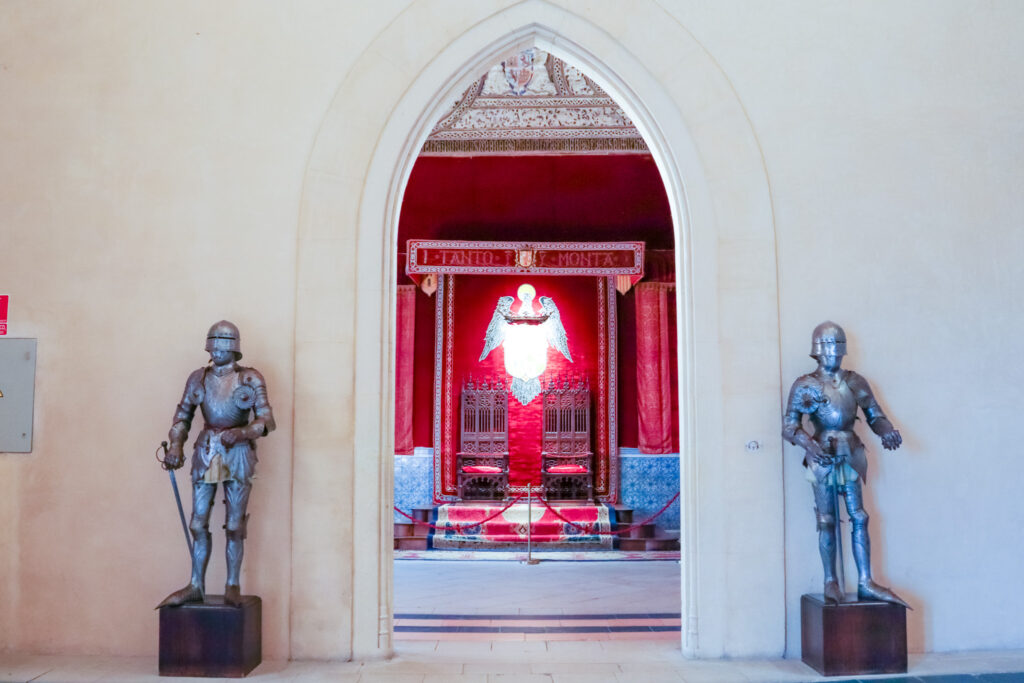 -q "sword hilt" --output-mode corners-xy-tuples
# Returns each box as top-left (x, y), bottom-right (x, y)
(155, 441), (175, 470)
